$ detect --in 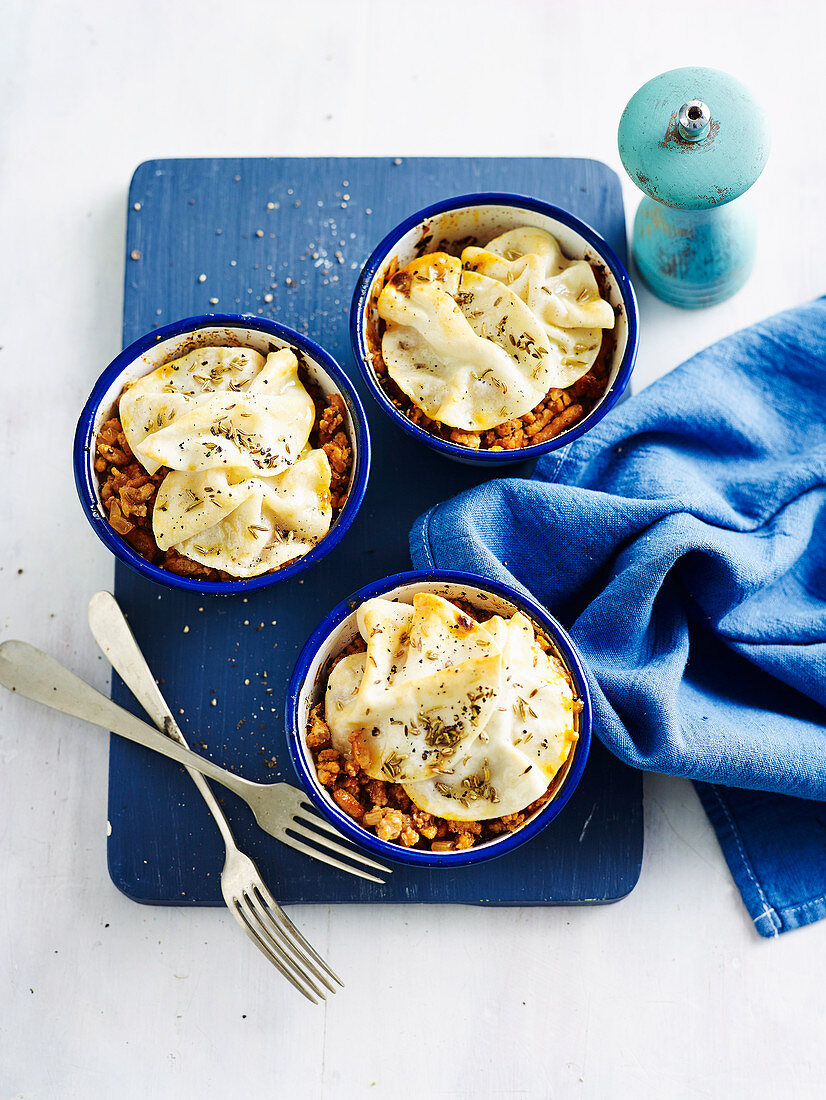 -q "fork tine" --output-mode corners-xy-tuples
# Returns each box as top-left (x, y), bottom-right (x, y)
(295, 802), (360, 837)
(280, 831), (387, 884)
(295, 804), (395, 866)
(239, 891), (334, 997)
(236, 894), (325, 1000)
(288, 798), (393, 876)
(238, 894), (326, 1002)
(286, 821), (392, 875)
(252, 885), (343, 990)
(231, 900), (320, 1003)
(245, 880), (338, 994)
